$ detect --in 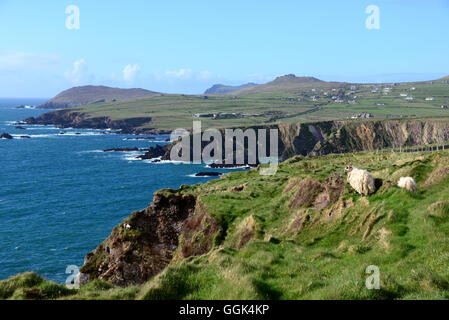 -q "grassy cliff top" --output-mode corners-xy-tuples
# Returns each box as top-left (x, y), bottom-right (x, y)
(4, 149), (449, 299)
(56, 79), (449, 131)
